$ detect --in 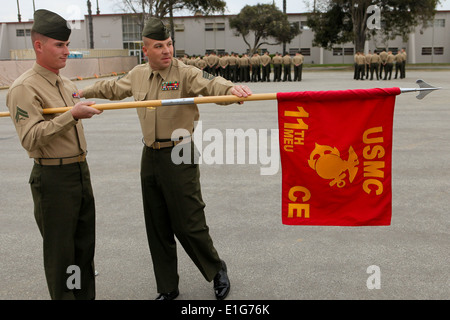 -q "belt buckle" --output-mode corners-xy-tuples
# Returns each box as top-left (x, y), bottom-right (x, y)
(154, 142), (161, 149)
